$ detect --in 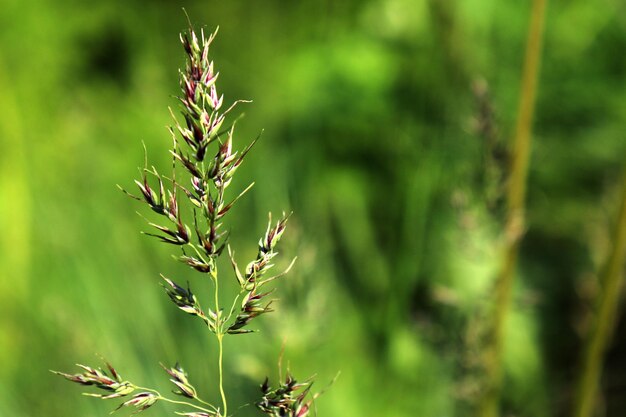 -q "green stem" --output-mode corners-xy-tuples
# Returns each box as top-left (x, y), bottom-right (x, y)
(217, 333), (227, 417)
(478, 0), (547, 416)
(197, 397), (219, 411)
(159, 396), (217, 413)
(573, 171), (626, 417)
(187, 241), (209, 263)
(134, 386), (217, 413)
(211, 268), (228, 417)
